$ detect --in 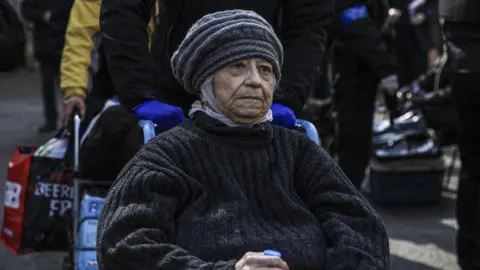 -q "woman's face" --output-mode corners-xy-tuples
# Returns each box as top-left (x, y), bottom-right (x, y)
(212, 58), (276, 124)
